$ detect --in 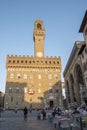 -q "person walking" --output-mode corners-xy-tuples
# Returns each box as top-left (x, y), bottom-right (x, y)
(29, 107), (32, 113)
(41, 109), (46, 120)
(23, 106), (28, 120)
(14, 105), (18, 113)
